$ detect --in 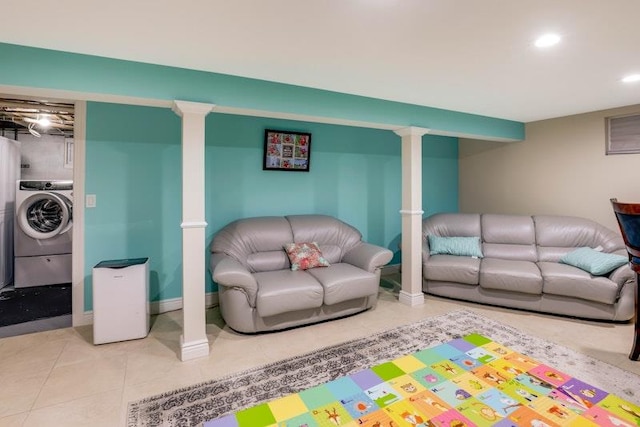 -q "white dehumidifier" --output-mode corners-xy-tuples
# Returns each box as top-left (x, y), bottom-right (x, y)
(92, 258), (150, 344)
